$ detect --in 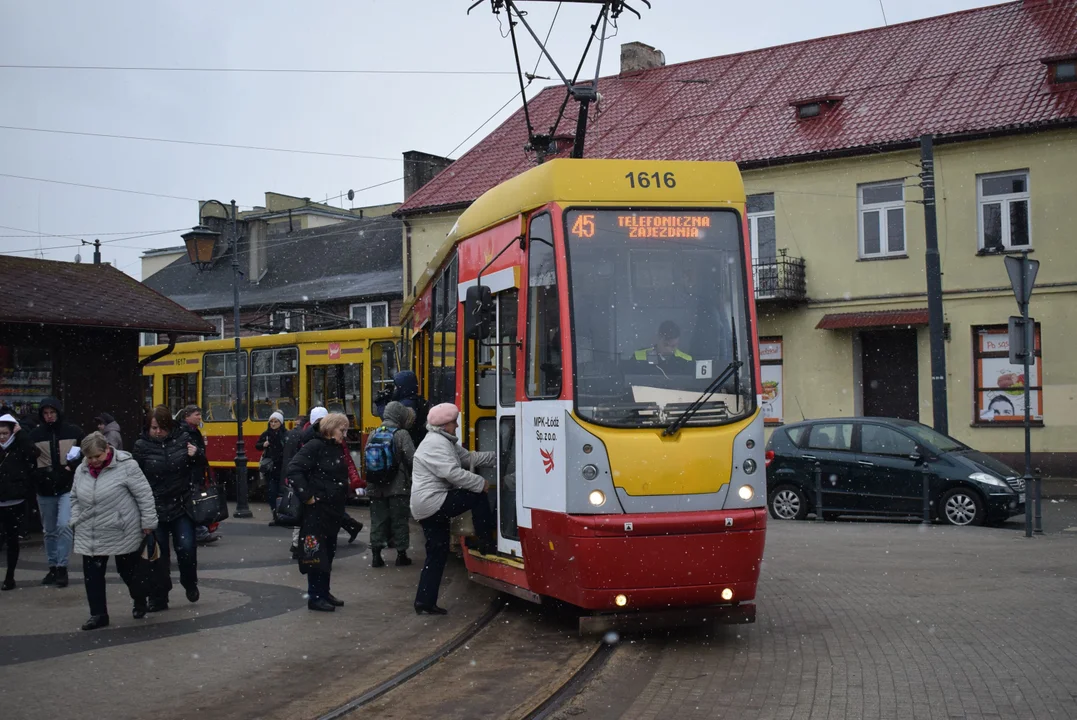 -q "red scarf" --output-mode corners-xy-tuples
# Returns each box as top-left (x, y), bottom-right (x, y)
(88, 448), (114, 478)
(341, 440), (366, 491)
